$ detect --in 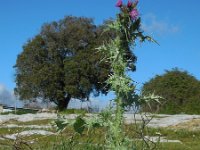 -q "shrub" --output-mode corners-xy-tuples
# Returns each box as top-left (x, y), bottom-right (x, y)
(141, 68), (200, 114)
